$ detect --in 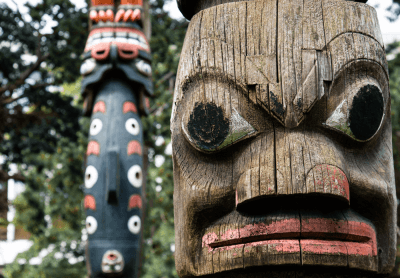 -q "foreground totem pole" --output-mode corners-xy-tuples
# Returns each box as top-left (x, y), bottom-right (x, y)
(81, 0), (152, 277)
(171, 0), (397, 277)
